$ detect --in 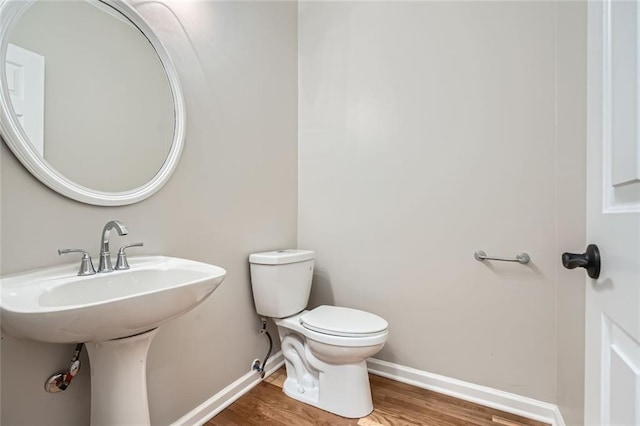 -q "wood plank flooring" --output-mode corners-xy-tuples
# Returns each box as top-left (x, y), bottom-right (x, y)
(206, 368), (549, 426)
